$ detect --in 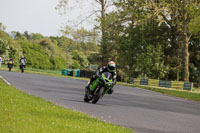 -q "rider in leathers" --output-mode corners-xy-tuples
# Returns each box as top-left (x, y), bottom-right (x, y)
(85, 61), (117, 94)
